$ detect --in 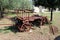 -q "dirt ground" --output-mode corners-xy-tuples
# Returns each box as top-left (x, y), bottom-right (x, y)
(0, 18), (59, 40)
